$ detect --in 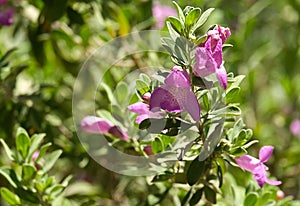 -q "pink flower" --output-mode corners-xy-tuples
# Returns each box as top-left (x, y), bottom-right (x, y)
(0, 7), (14, 26)
(193, 25), (231, 89)
(290, 119), (300, 137)
(128, 102), (164, 124)
(235, 146), (282, 188)
(152, 2), (177, 29)
(150, 66), (200, 121)
(81, 116), (129, 141)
